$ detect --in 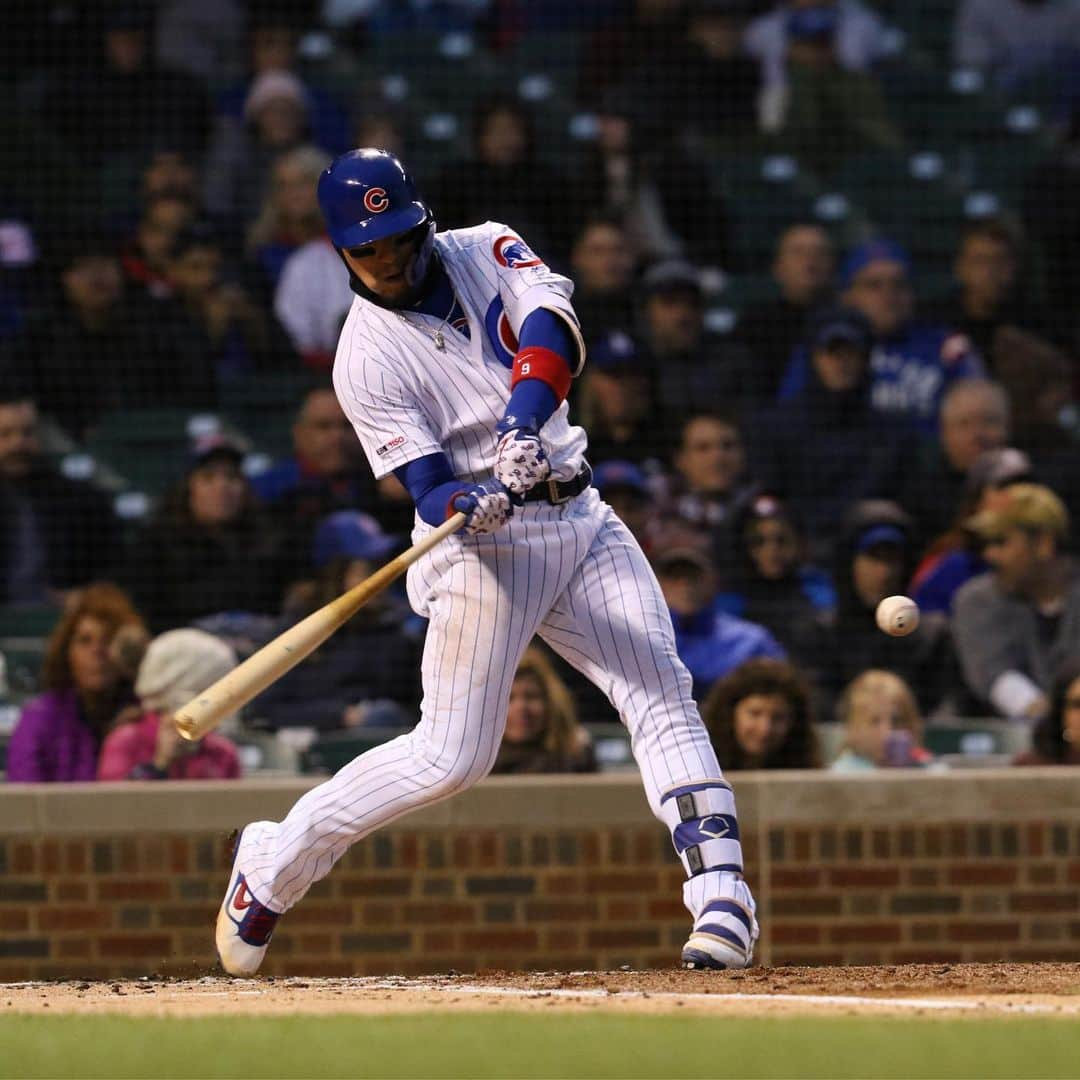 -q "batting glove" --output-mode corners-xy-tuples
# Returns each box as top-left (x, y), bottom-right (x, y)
(449, 478), (516, 536)
(493, 426), (550, 497)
